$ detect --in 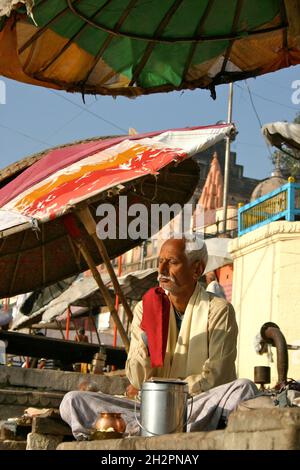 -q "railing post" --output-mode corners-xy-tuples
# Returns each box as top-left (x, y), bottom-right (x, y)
(287, 182), (295, 221)
(237, 202), (244, 236)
